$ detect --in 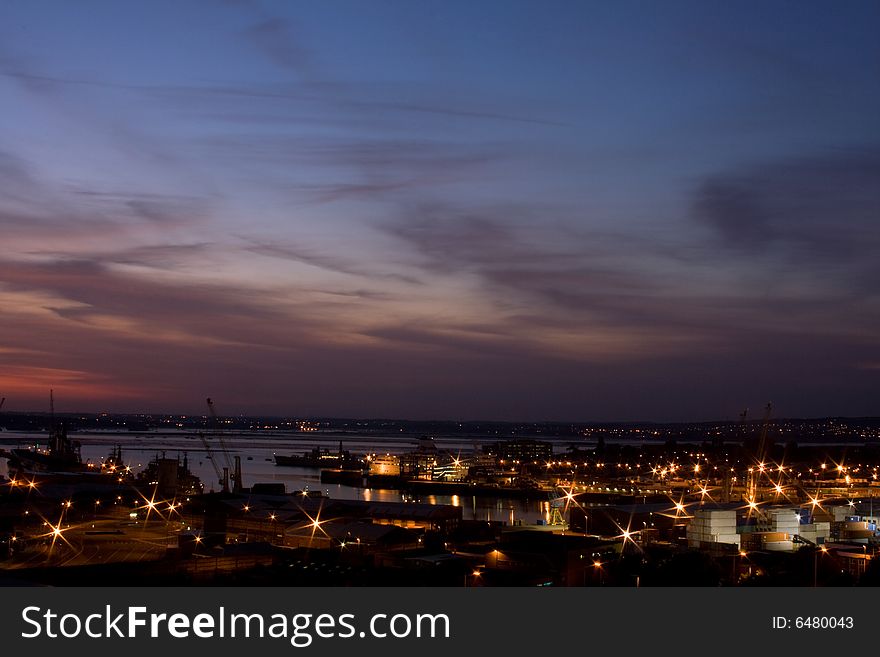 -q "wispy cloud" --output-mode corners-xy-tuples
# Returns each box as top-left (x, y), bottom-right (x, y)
(0, 365), (144, 401)
(693, 147), (880, 297)
(0, 3), (876, 420)
(695, 147), (880, 257)
(243, 16), (315, 78)
(379, 186), (880, 361)
(0, 164), (209, 248)
(0, 256), (311, 346)
(241, 238), (422, 285)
